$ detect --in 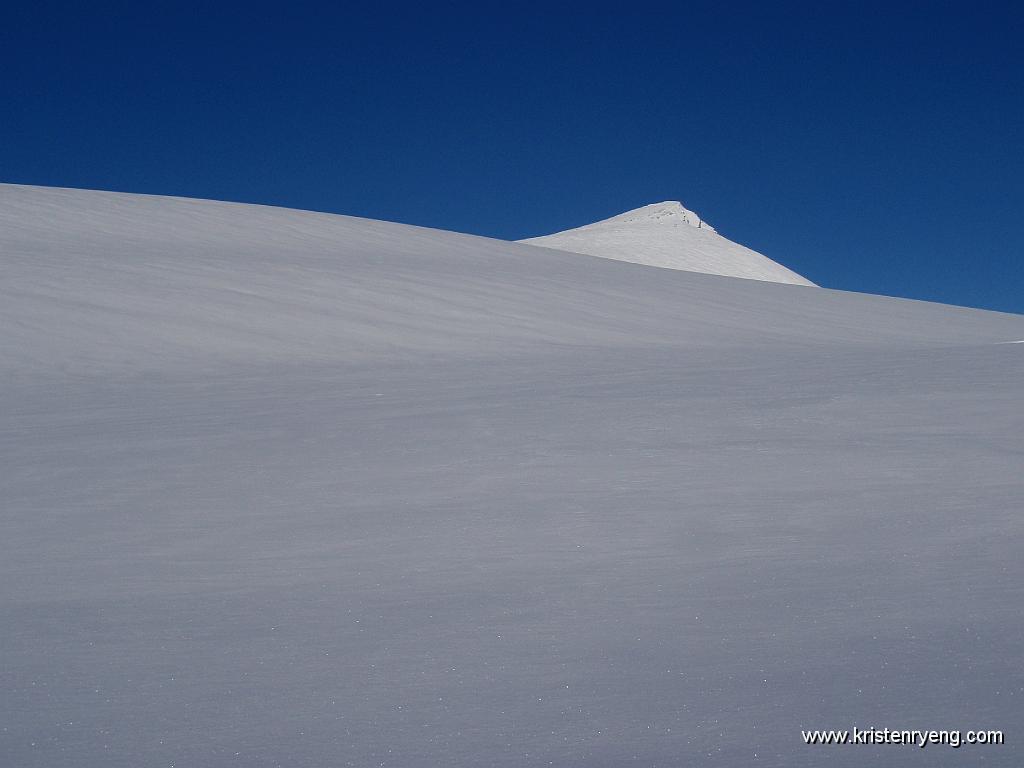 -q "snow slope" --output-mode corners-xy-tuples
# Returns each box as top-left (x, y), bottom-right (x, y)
(2, 184), (1023, 768)
(520, 201), (816, 285)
